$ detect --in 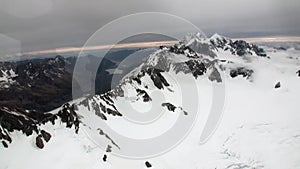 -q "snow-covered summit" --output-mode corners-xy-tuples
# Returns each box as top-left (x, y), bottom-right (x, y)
(209, 33), (231, 48)
(210, 33), (229, 41)
(182, 32), (207, 45)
